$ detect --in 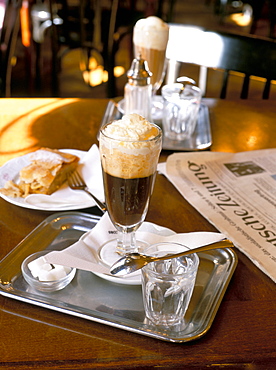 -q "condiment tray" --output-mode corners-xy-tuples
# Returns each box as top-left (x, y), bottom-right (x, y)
(101, 99), (212, 151)
(0, 212), (237, 343)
